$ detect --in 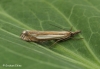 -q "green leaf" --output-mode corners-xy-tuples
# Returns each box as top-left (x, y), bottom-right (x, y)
(0, 0), (100, 69)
